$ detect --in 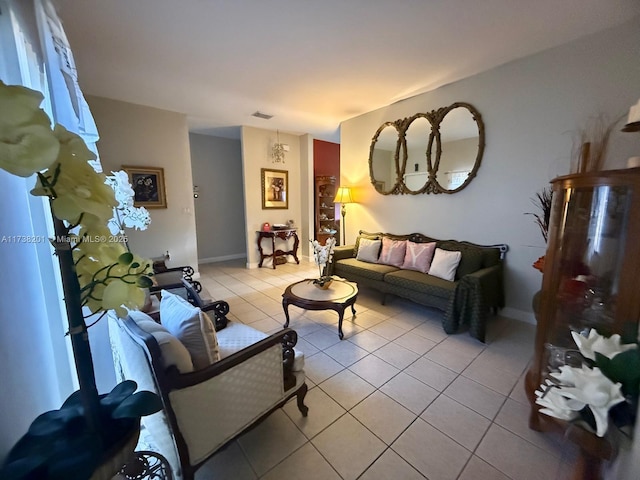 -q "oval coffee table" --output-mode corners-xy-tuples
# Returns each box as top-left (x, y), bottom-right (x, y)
(282, 277), (358, 339)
